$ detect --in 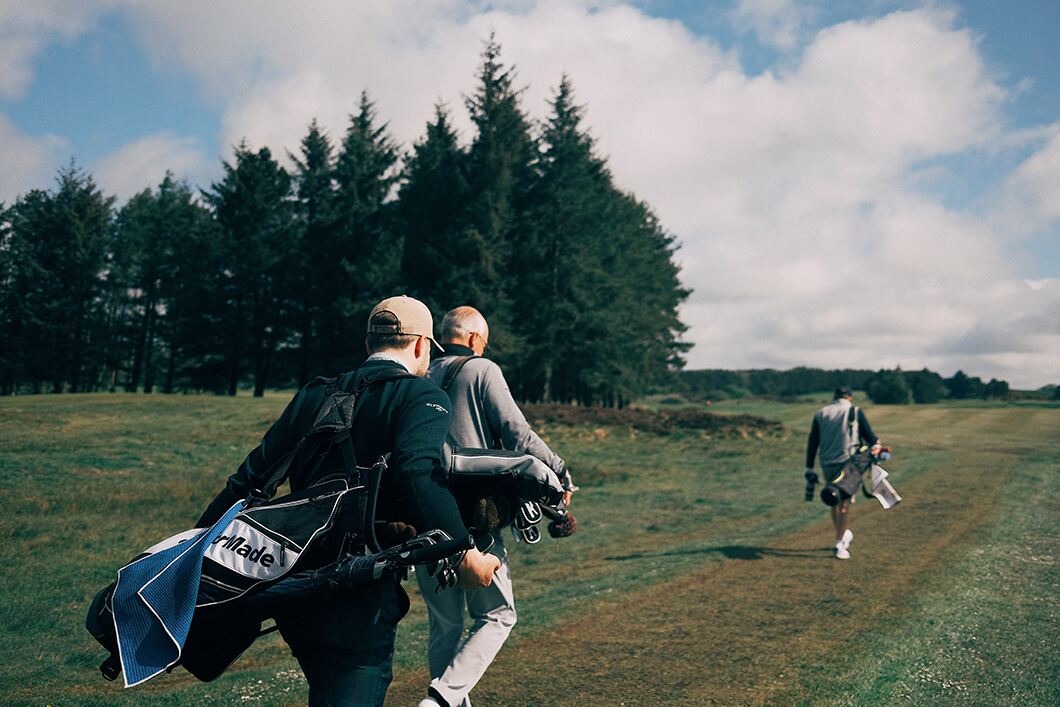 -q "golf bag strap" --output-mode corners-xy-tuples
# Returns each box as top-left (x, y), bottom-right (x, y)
(848, 405), (859, 456)
(440, 356), (475, 392)
(249, 369), (412, 504)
